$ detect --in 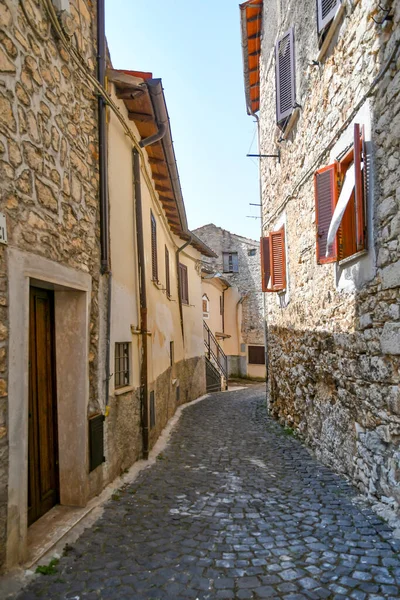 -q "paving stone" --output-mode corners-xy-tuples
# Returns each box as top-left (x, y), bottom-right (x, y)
(14, 388), (400, 599)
